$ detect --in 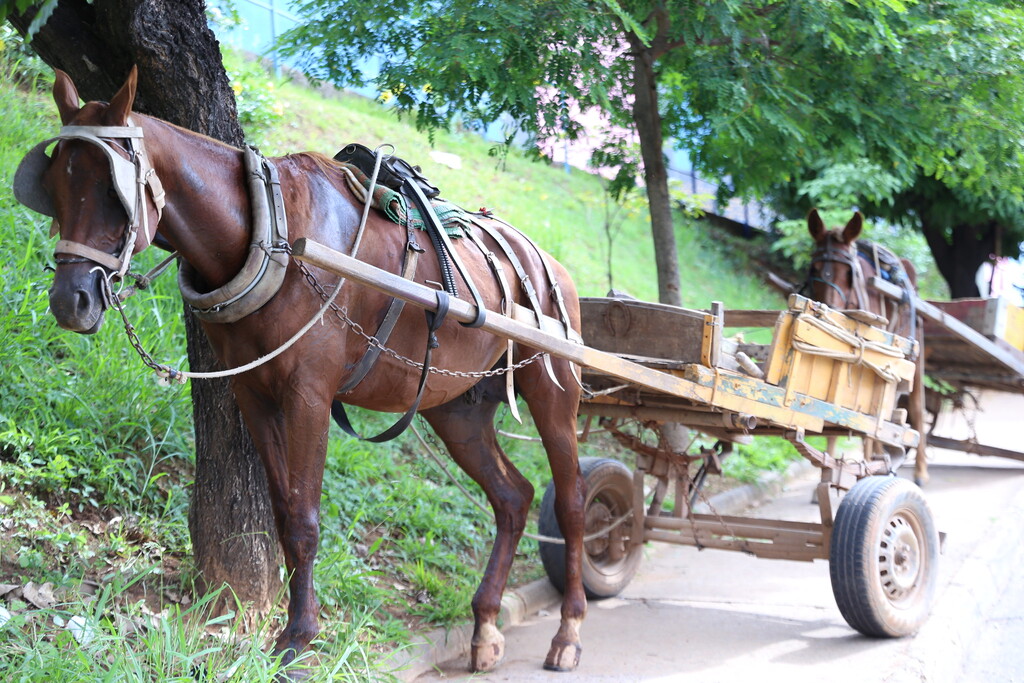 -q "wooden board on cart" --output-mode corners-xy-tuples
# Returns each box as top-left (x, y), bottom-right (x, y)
(868, 276), (1024, 393)
(923, 298), (1024, 392)
(580, 293), (918, 450)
